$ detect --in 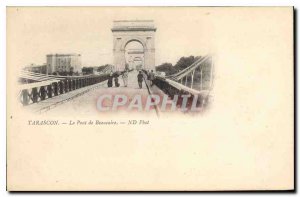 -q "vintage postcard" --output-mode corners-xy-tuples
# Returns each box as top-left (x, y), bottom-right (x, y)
(7, 7), (294, 191)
